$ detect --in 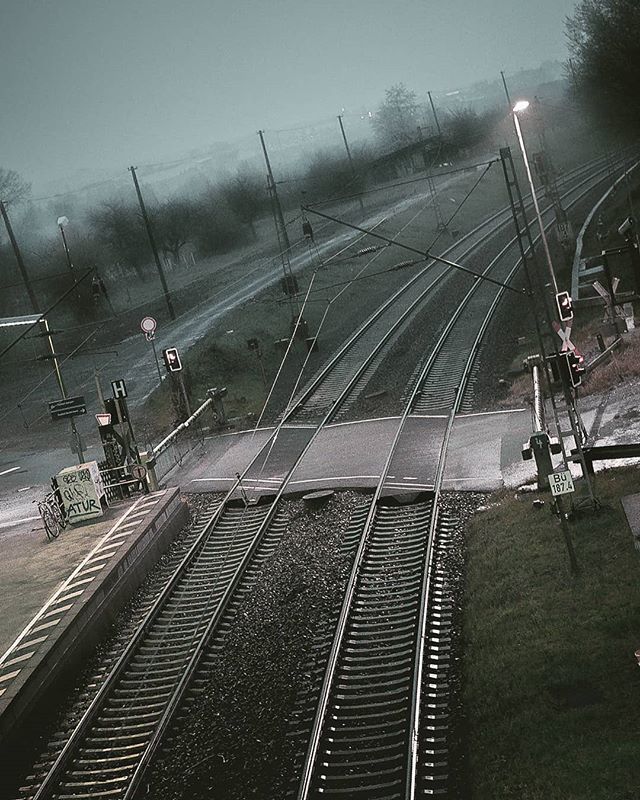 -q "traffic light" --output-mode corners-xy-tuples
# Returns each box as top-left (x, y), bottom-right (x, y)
(162, 347), (182, 372)
(567, 351), (585, 387)
(546, 352), (584, 389)
(555, 291), (574, 322)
